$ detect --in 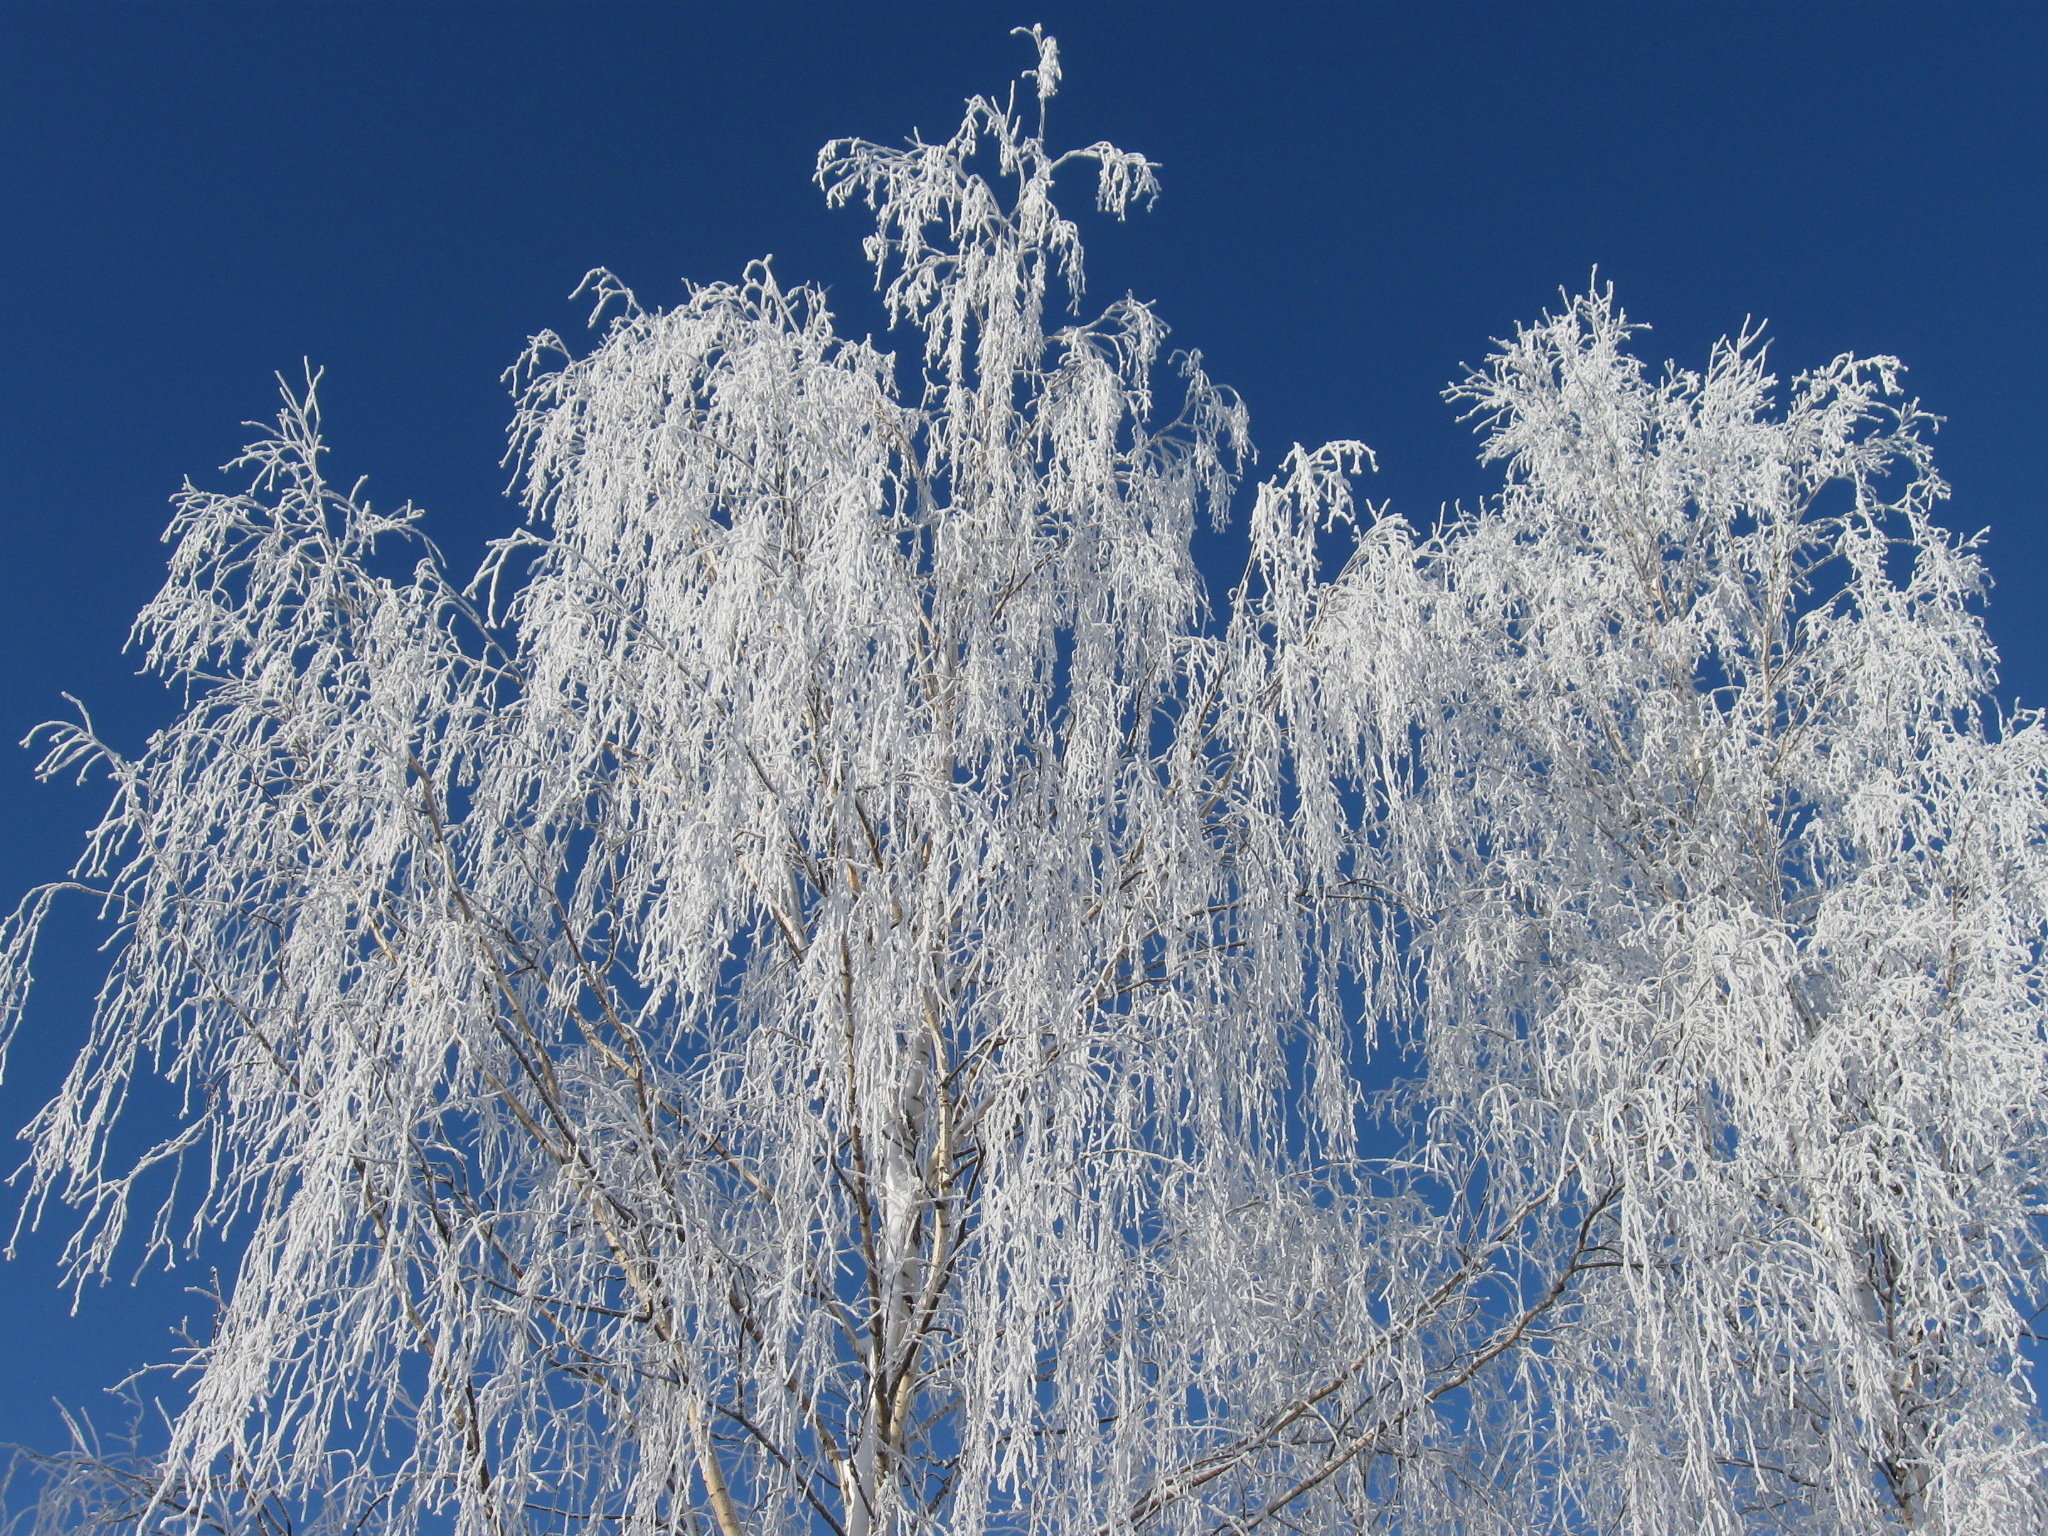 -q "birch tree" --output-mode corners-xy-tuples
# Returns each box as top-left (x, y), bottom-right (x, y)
(4, 33), (2044, 1536)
